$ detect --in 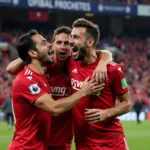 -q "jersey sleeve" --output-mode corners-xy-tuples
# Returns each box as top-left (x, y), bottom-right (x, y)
(18, 77), (47, 104)
(111, 64), (128, 95)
